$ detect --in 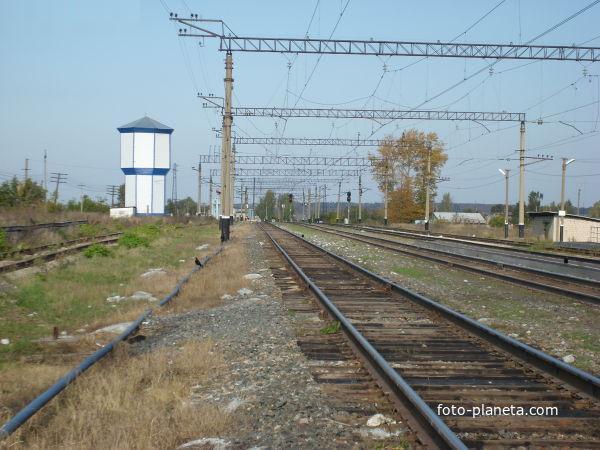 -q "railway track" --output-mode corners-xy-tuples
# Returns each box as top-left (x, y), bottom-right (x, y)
(0, 233), (123, 274)
(302, 223), (600, 305)
(1, 233), (123, 259)
(260, 223), (600, 448)
(1, 220), (88, 233)
(348, 224), (600, 260)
